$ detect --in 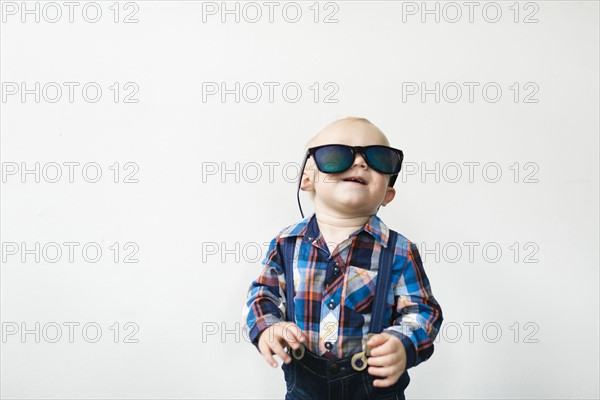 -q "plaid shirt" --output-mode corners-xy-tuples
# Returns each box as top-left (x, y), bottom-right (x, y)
(243, 213), (443, 369)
